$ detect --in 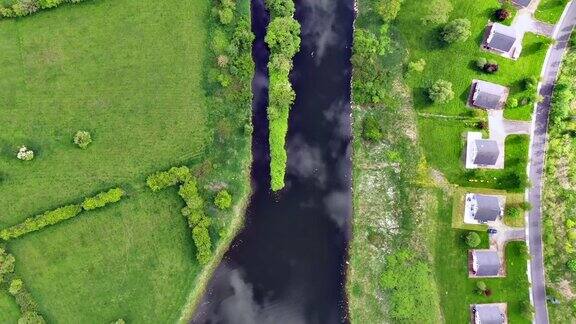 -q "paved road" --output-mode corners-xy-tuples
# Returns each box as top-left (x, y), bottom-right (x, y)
(527, 2), (576, 323)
